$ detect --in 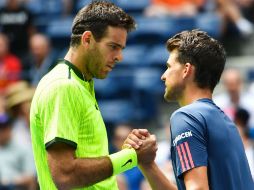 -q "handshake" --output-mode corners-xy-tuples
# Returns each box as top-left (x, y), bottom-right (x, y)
(122, 129), (158, 167)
